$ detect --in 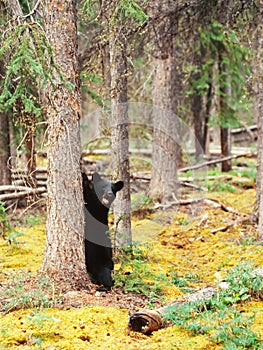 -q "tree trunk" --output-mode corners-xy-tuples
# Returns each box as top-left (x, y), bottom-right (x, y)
(216, 2), (232, 173)
(204, 80), (212, 154)
(25, 132), (37, 188)
(41, 0), (89, 289)
(253, 0), (263, 236)
(218, 49), (232, 172)
(191, 49), (205, 160)
(109, 27), (132, 248)
(149, 0), (179, 203)
(192, 92), (204, 160)
(220, 127), (231, 171)
(0, 112), (11, 186)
